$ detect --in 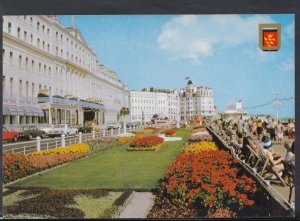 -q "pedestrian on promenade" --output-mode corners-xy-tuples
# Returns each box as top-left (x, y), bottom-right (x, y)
(251, 120), (257, 136)
(275, 120), (284, 145)
(256, 119), (263, 141)
(287, 119), (295, 139)
(268, 118), (277, 141)
(242, 120), (248, 136)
